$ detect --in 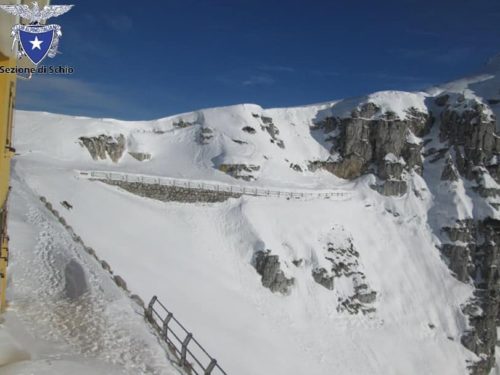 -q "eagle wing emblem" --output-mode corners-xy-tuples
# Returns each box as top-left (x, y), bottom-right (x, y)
(38, 5), (73, 21)
(0, 3), (73, 23)
(0, 4), (33, 20)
